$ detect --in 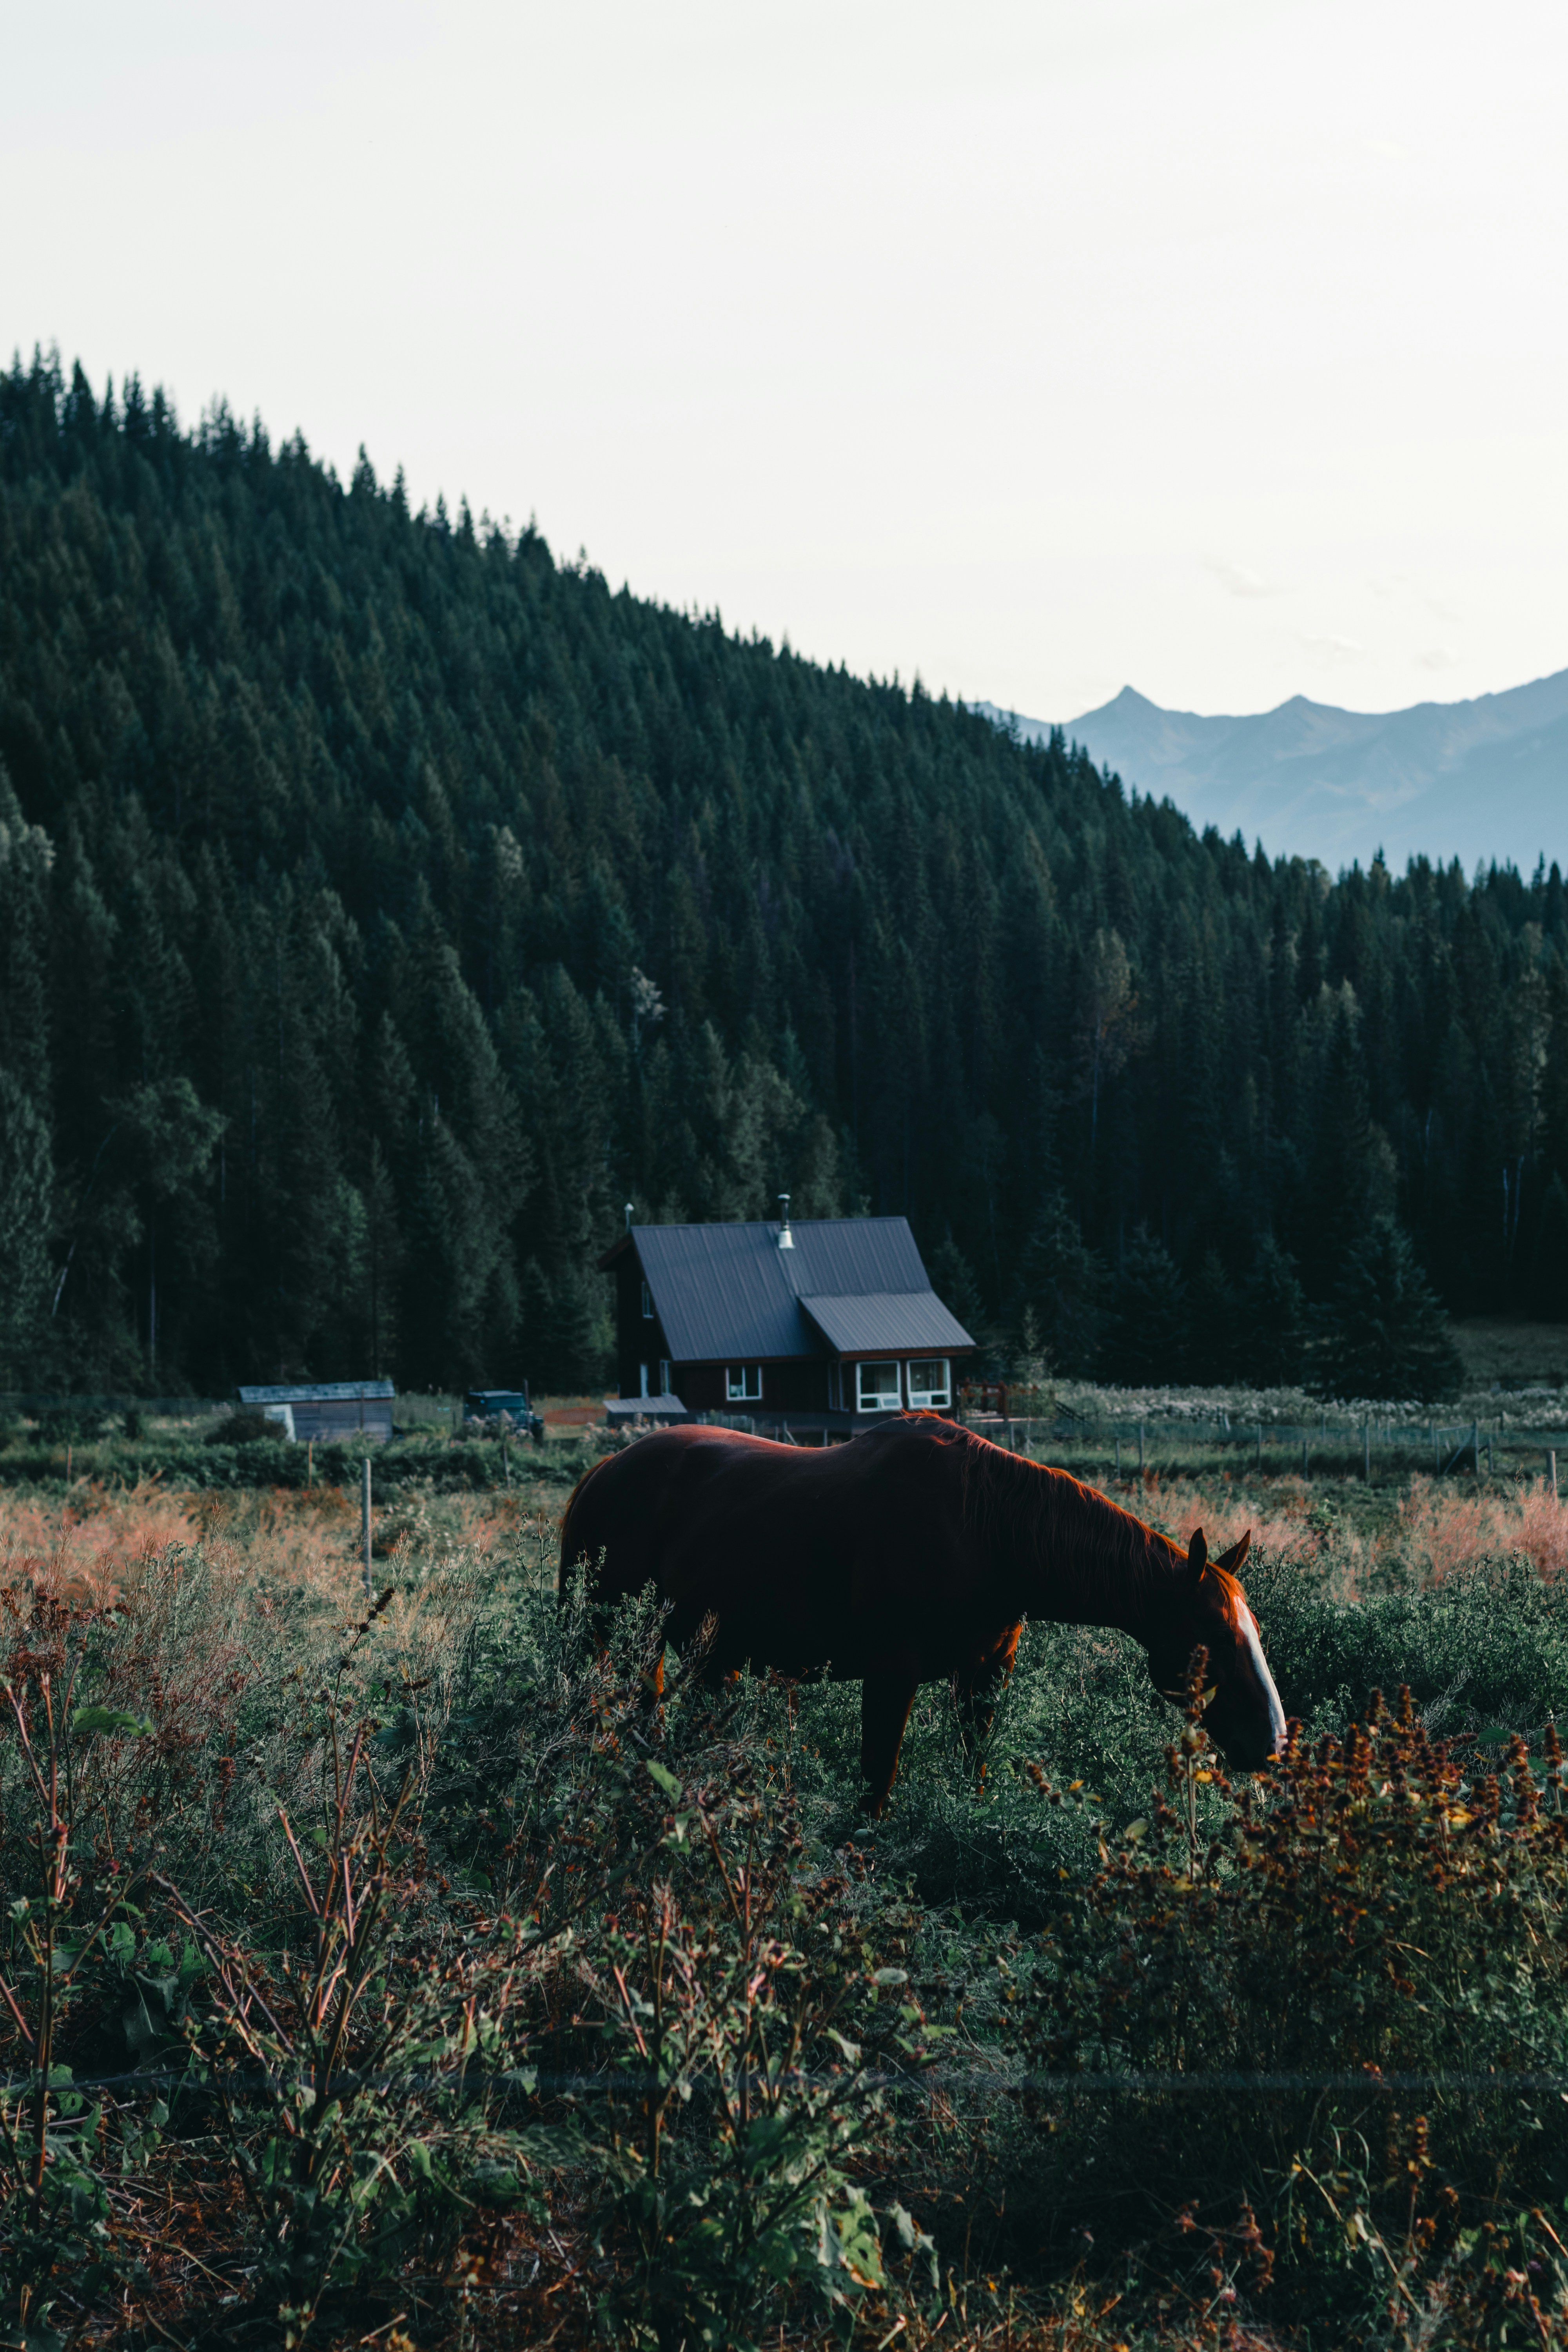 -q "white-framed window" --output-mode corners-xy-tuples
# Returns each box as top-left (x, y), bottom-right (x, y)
(856, 1360), (902, 1412)
(659, 1358), (671, 1394)
(641, 1279), (654, 1319)
(905, 1357), (951, 1408)
(639, 1362), (650, 1398)
(726, 1366), (763, 1401)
